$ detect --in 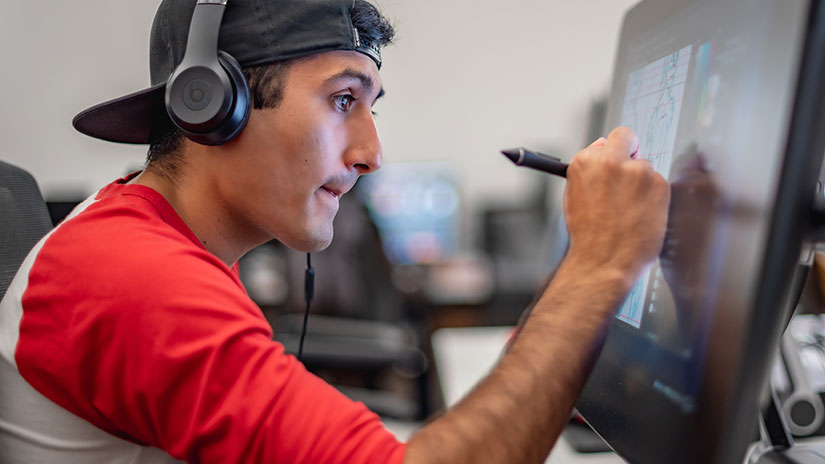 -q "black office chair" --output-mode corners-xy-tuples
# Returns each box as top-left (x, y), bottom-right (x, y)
(0, 161), (53, 302)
